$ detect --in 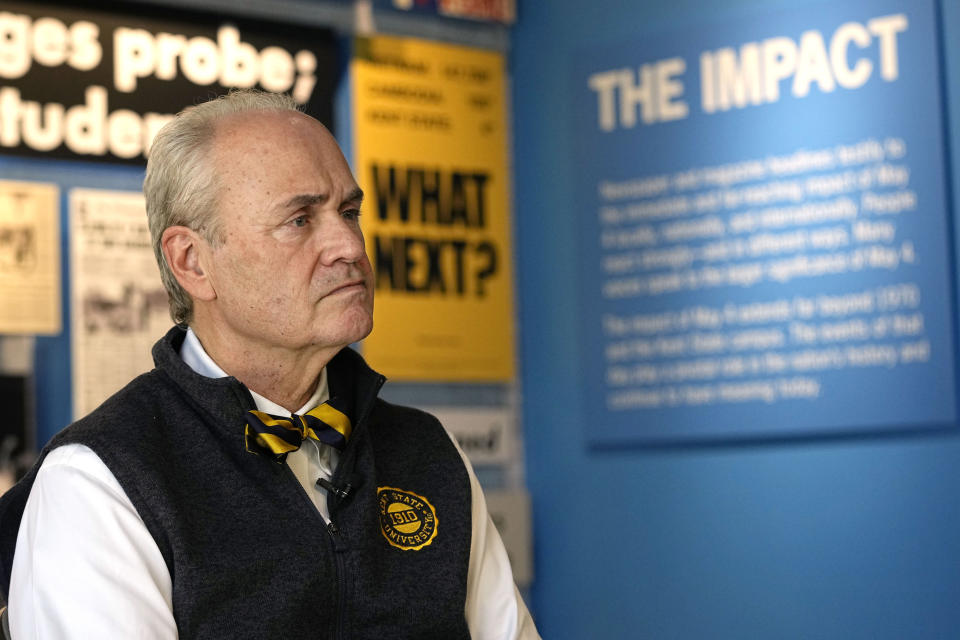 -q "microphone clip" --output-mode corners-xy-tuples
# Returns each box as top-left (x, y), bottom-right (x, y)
(316, 476), (352, 500)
